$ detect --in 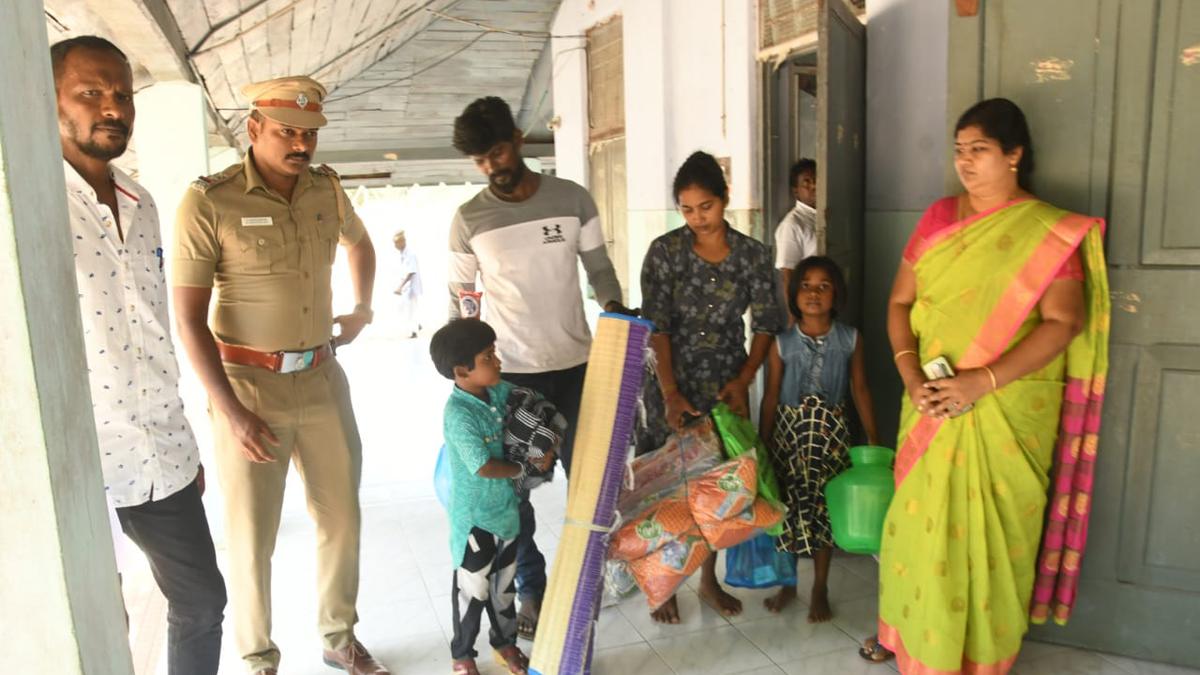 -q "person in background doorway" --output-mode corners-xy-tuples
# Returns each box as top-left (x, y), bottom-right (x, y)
(448, 95), (634, 640)
(393, 230), (423, 338)
(637, 150), (784, 623)
(173, 75), (386, 675)
(53, 35), (226, 675)
(774, 158), (819, 314)
(868, 98), (1109, 672)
